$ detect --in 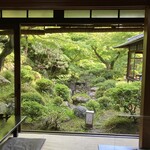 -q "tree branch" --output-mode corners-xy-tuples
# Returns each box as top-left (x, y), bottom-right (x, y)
(0, 35), (14, 71)
(92, 46), (109, 69)
(110, 52), (121, 69)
